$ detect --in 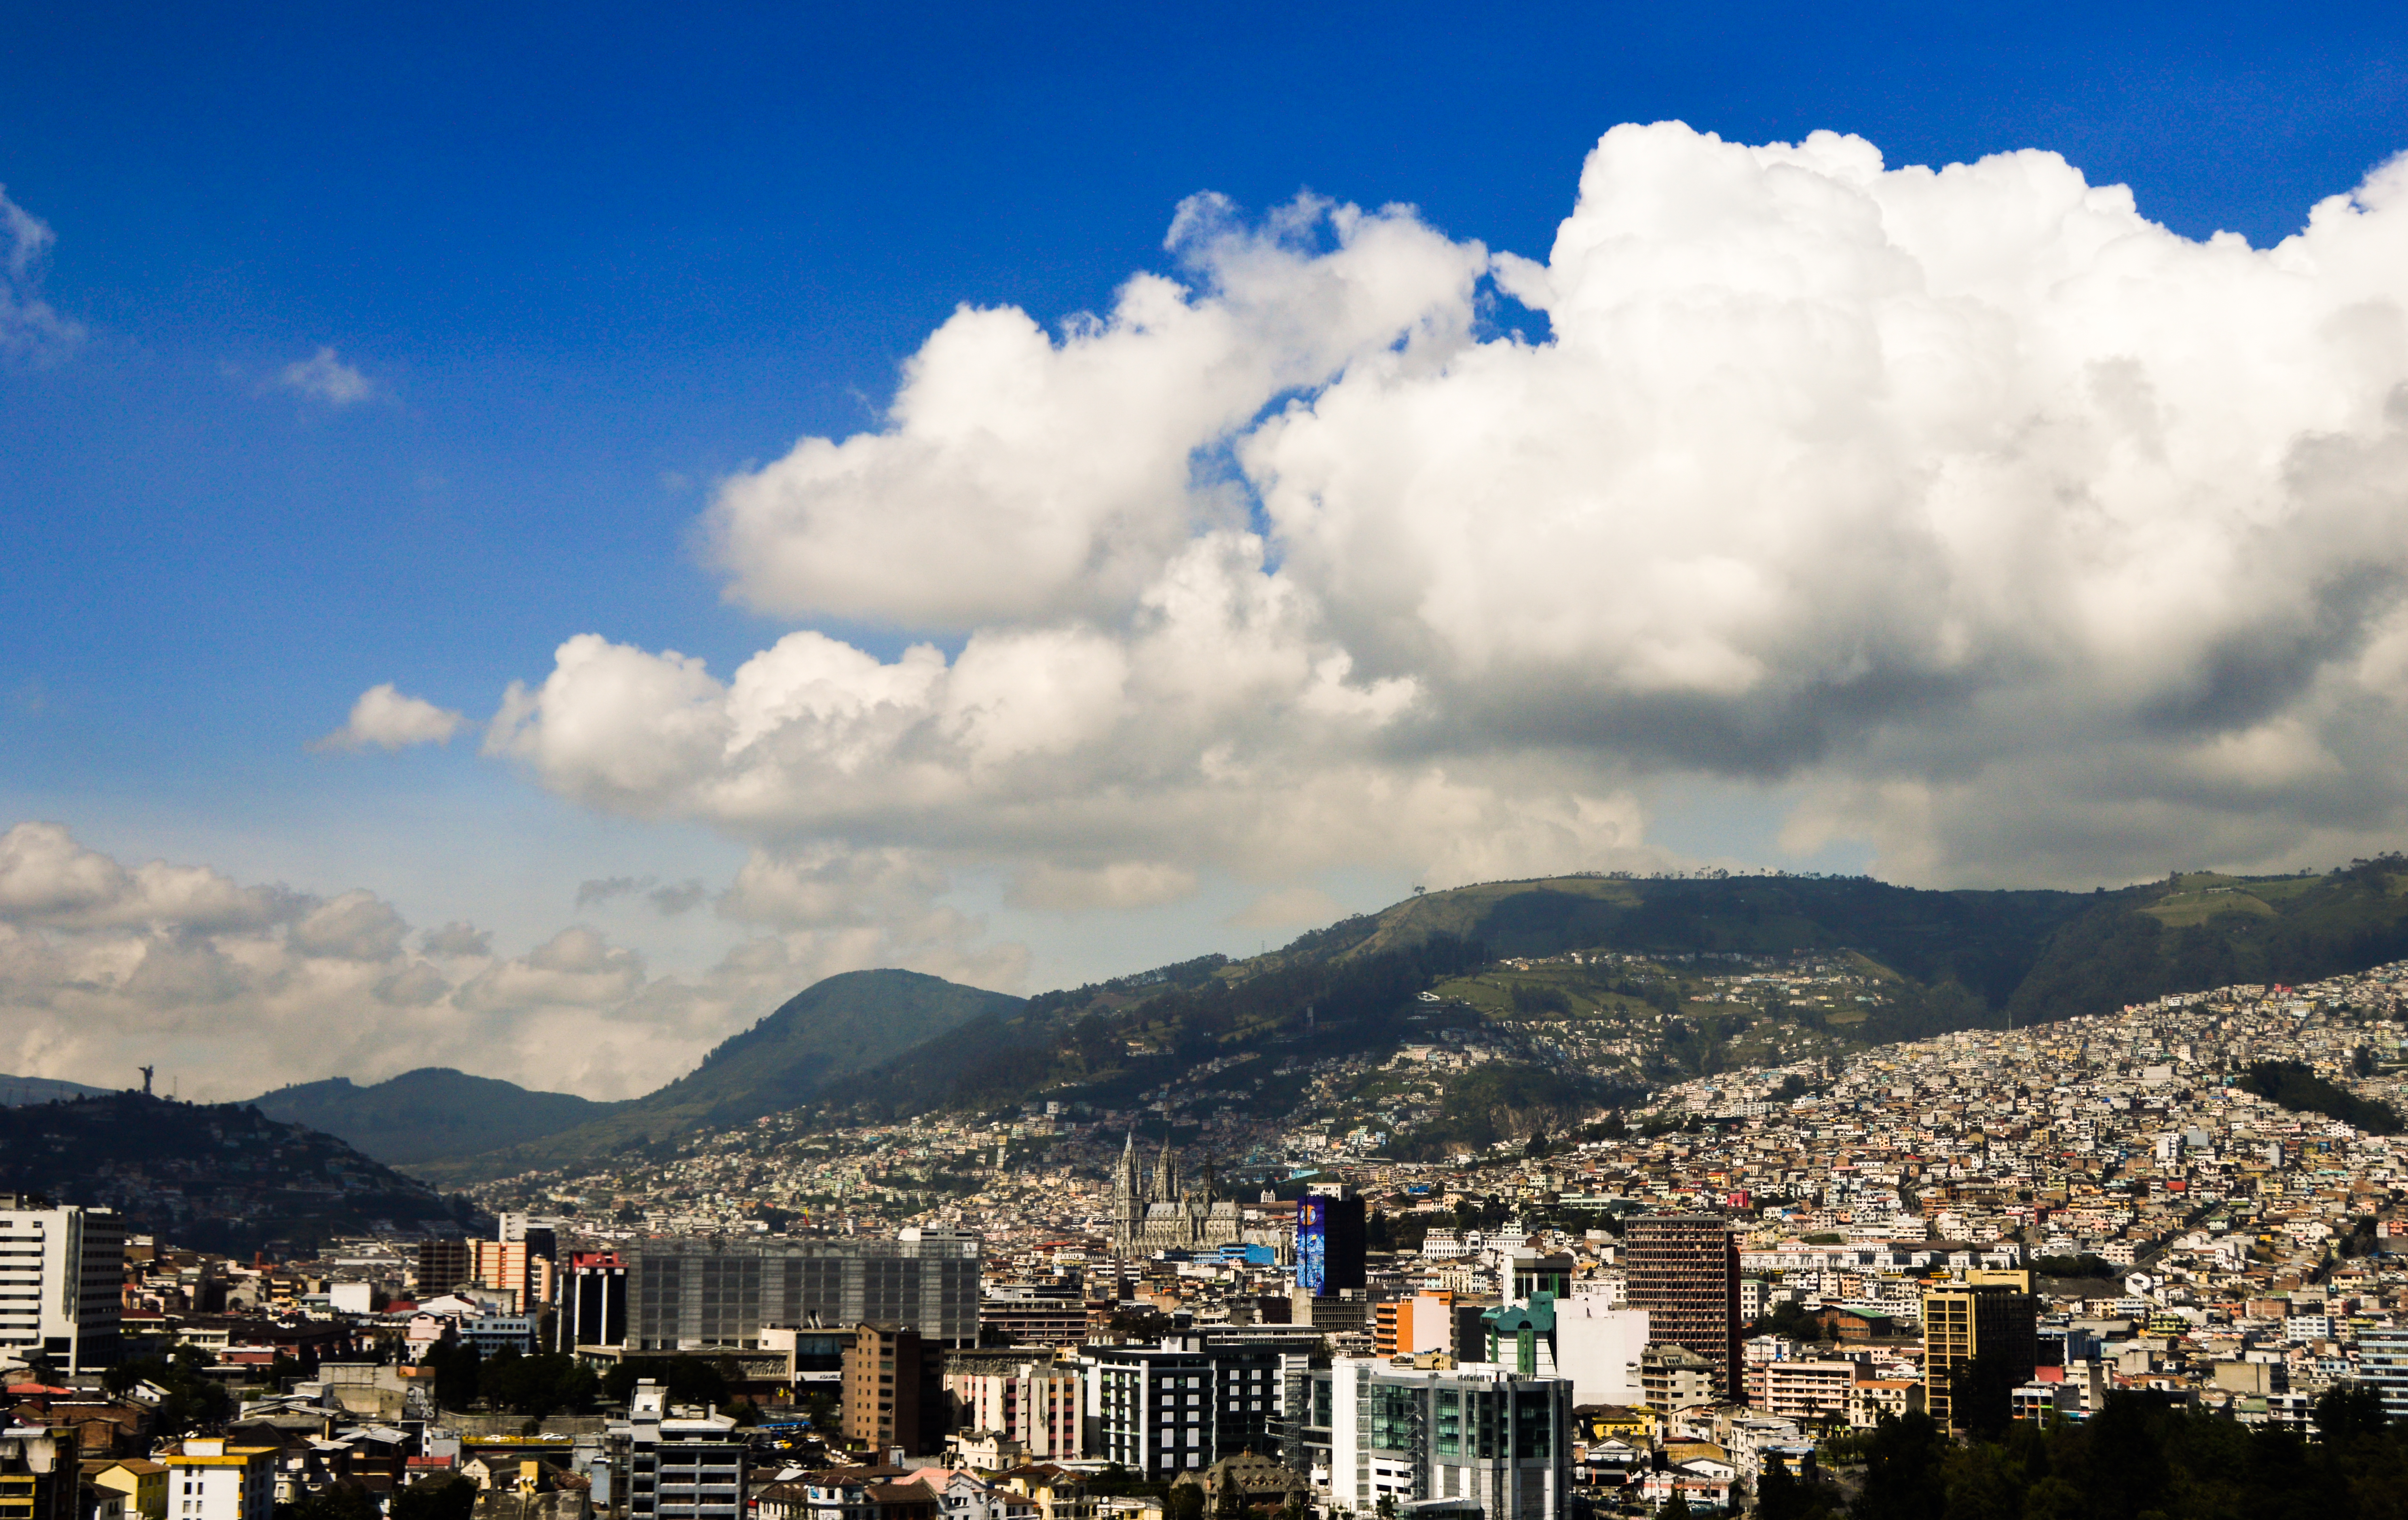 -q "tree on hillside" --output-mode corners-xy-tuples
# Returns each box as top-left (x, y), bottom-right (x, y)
(107, 1344), (231, 1435)
(603, 1355), (731, 1409)
(1852, 1412), (1945, 1520)
(388, 1480), (476, 1520)
(477, 1347), (600, 1417)
(422, 1340), (480, 1410)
